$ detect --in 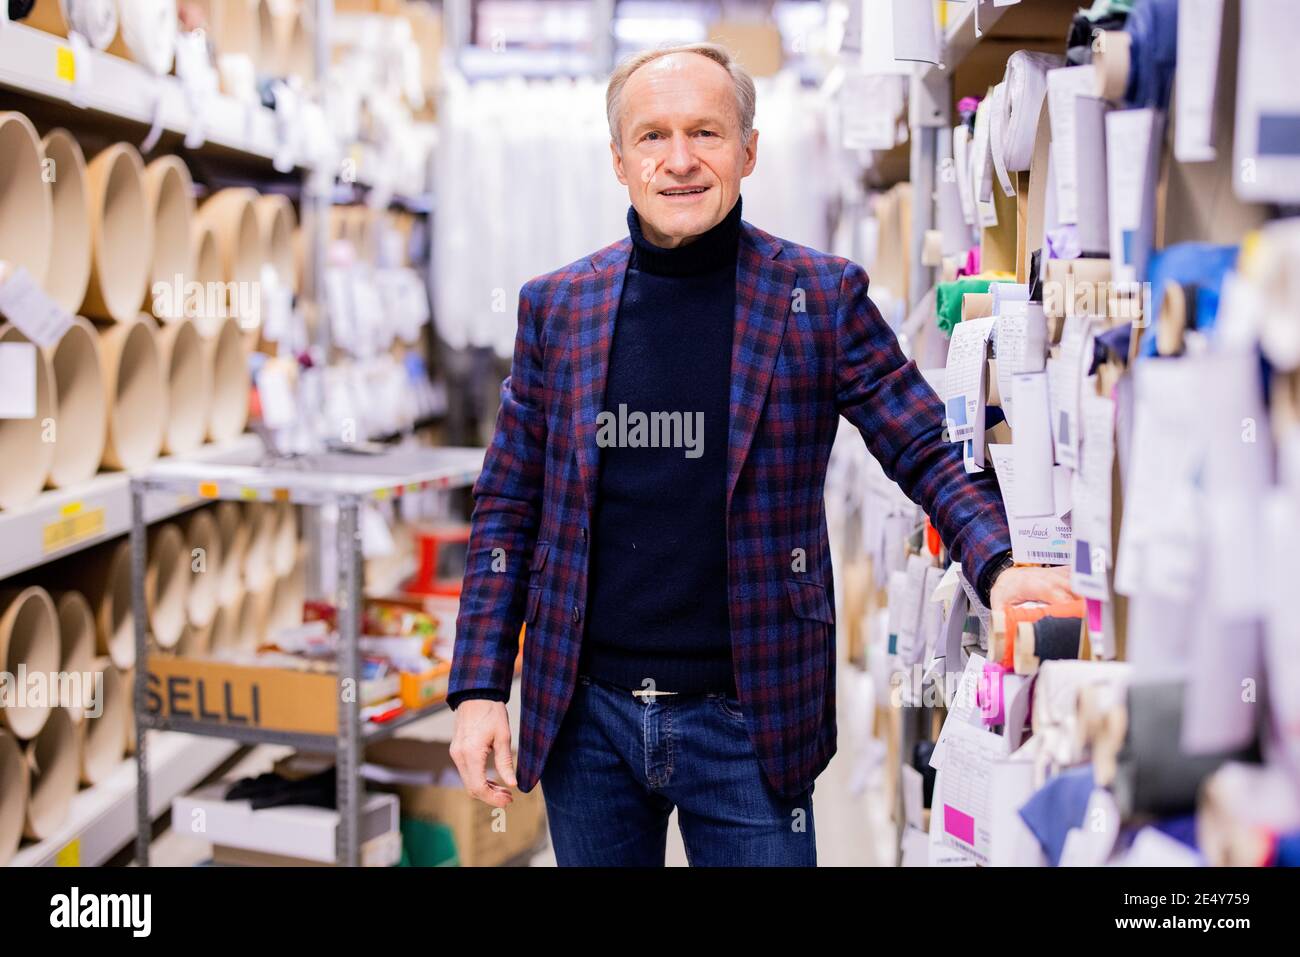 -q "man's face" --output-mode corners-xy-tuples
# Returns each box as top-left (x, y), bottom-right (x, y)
(611, 53), (758, 248)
